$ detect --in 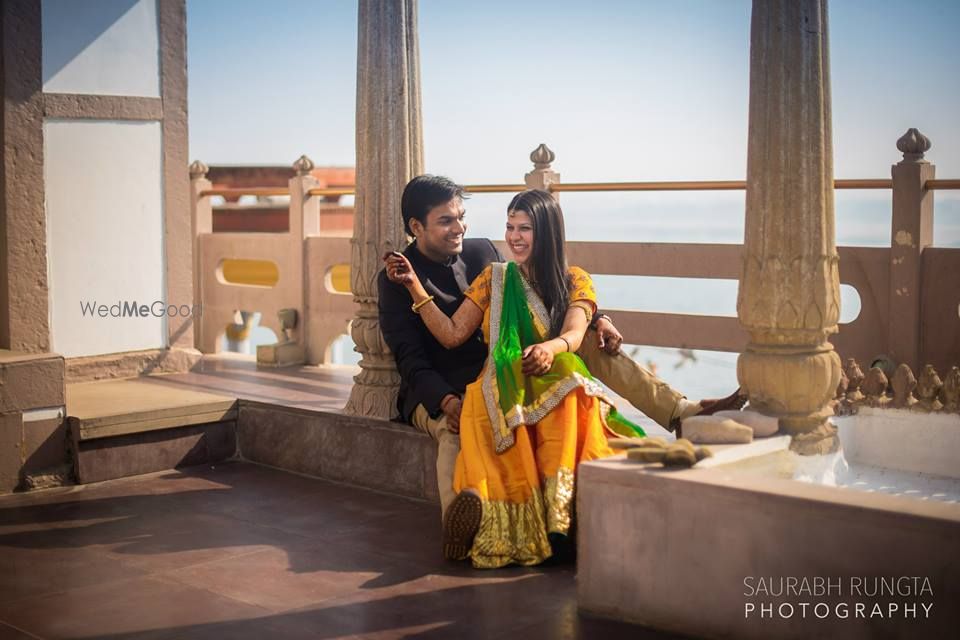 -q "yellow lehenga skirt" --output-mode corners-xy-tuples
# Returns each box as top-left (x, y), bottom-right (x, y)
(453, 261), (622, 568)
(454, 380), (614, 568)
